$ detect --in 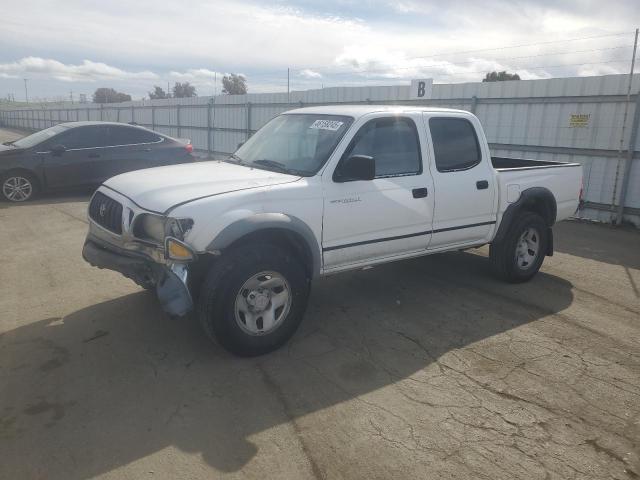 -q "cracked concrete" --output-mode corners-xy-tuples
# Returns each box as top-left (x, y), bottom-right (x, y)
(0, 187), (639, 478)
